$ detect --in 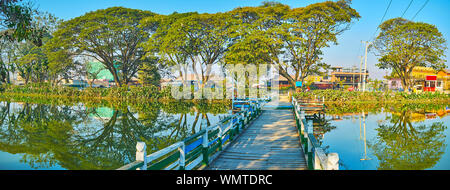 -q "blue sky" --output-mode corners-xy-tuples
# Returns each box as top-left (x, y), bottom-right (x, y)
(33, 0), (450, 79)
